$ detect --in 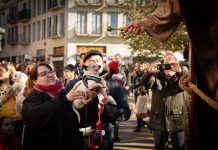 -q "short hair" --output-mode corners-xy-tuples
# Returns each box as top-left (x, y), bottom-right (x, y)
(164, 53), (177, 63)
(0, 117), (12, 127)
(80, 53), (86, 58)
(64, 64), (75, 72)
(115, 53), (121, 58)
